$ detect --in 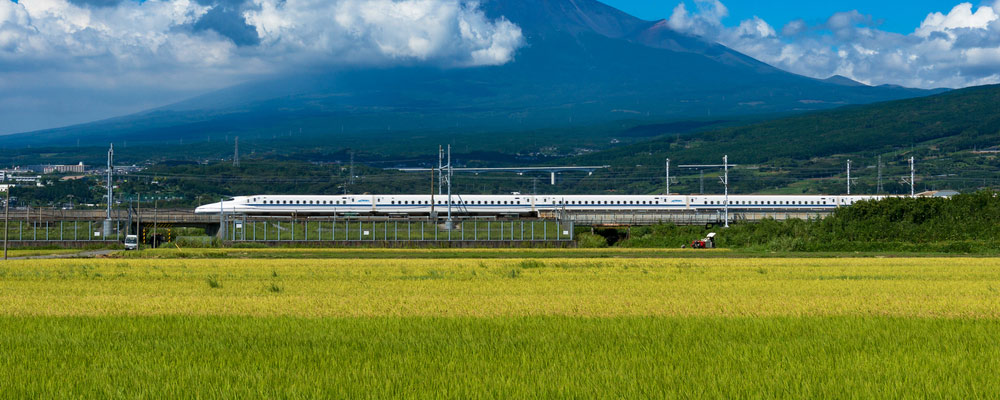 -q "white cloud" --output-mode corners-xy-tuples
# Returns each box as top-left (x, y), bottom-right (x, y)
(667, 0), (727, 37)
(916, 2), (998, 37)
(0, 0), (524, 133)
(244, 0), (522, 67)
(665, 0), (1000, 89)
